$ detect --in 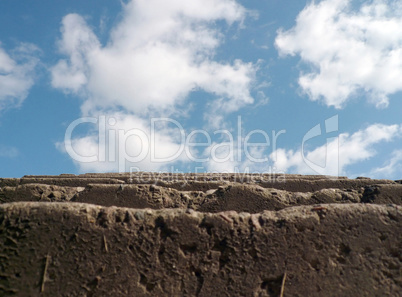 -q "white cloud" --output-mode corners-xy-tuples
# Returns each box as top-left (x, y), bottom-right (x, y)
(52, 0), (258, 172)
(270, 123), (402, 176)
(56, 112), (190, 173)
(368, 149), (402, 179)
(186, 122), (402, 176)
(51, 0), (256, 118)
(0, 43), (39, 111)
(275, 0), (402, 108)
(203, 142), (242, 173)
(51, 14), (98, 94)
(204, 143), (269, 173)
